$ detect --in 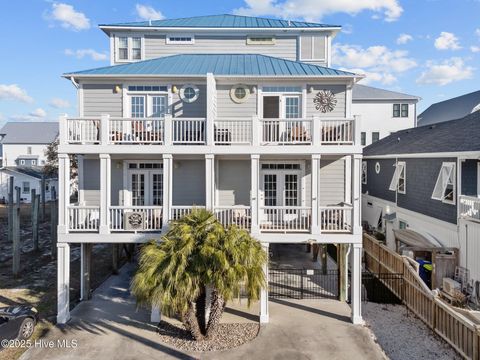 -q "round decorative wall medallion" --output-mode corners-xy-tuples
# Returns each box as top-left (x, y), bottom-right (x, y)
(180, 84), (199, 103)
(375, 162), (381, 174)
(230, 84), (250, 103)
(313, 89), (337, 113)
